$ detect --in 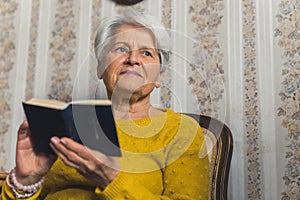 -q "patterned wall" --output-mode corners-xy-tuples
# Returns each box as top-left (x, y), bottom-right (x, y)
(275, 0), (300, 199)
(188, 0), (225, 118)
(0, 0), (18, 171)
(0, 0), (299, 199)
(48, 0), (77, 102)
(242, 0), (262, 199)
